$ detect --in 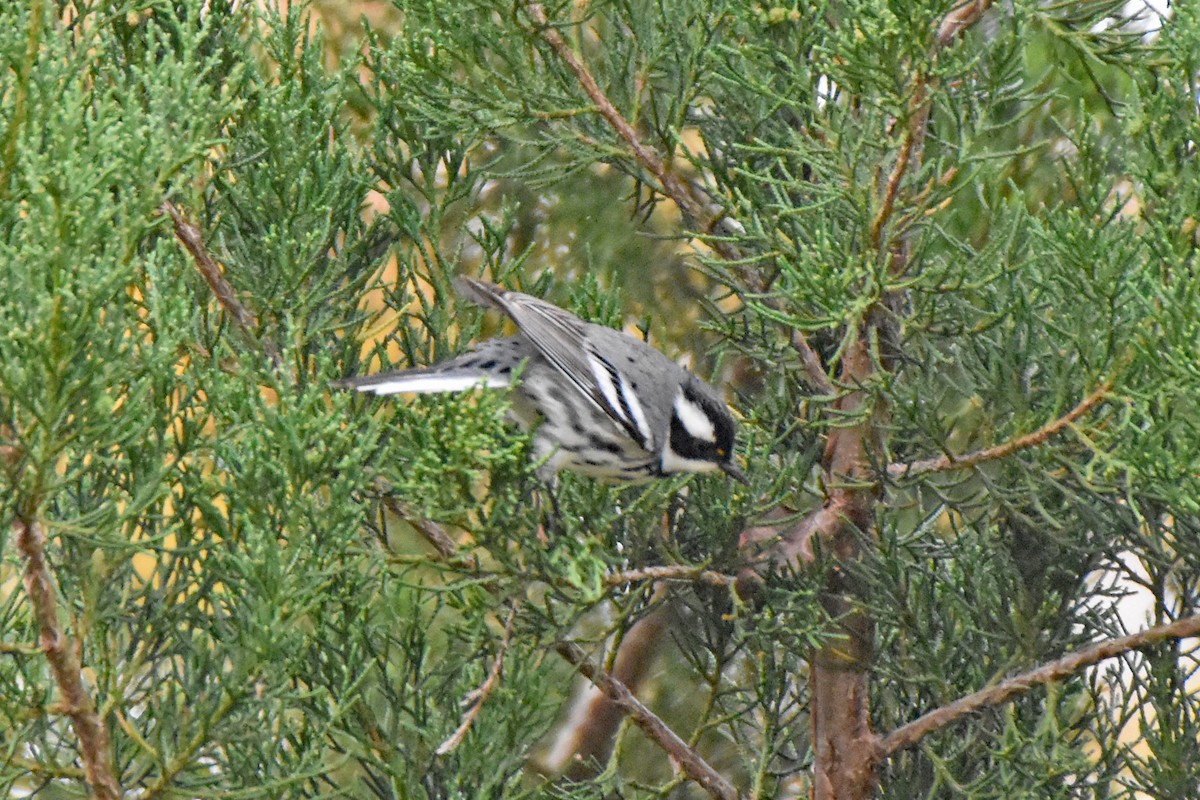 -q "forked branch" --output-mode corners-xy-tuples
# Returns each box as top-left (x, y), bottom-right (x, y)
(546, 602), (673, 779)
